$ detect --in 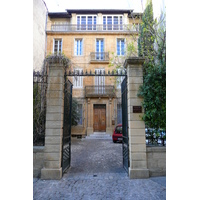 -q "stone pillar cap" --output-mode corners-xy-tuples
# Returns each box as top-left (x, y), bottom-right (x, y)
(123, 57), (145, 68)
